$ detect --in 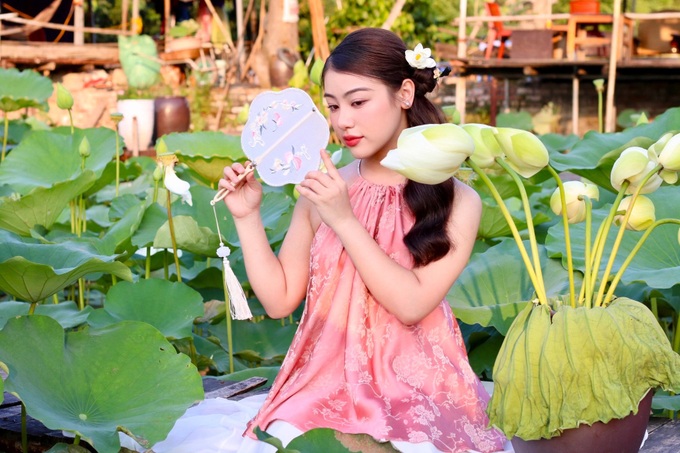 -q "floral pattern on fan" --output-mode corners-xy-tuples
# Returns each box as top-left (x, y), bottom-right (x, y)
(241, 88), (328, 187)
